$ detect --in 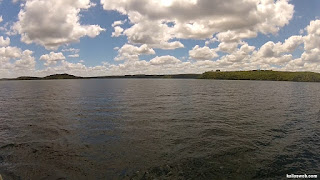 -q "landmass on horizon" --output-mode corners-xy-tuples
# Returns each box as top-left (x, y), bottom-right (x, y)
(2, 70), (320, 82)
